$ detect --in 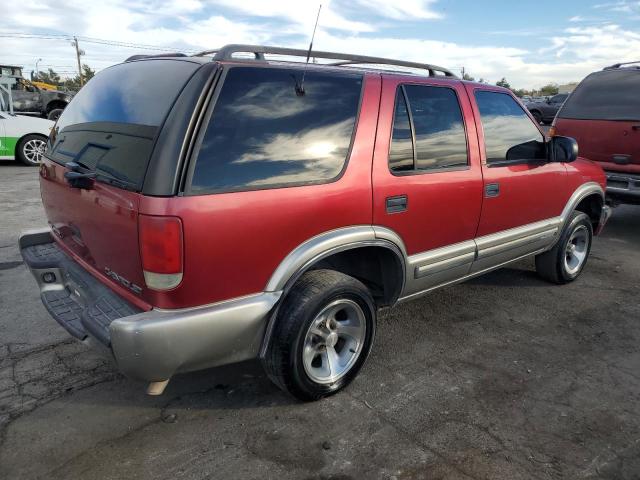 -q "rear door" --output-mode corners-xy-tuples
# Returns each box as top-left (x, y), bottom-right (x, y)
(468, 87), (567, 272)
(554, 68), (640, 173)
(41, 59), (199, 302)
(372, 76), (483, 297)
